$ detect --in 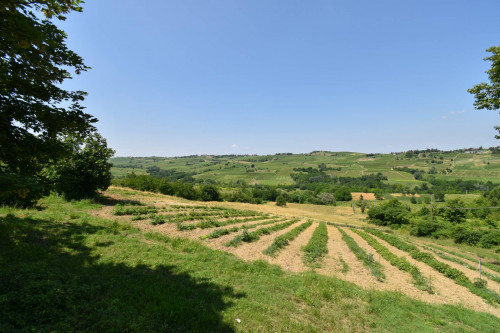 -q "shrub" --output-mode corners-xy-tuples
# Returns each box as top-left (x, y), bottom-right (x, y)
(443, 198), (467, 224)
(479, 230), (500, 248)
(334, 187), (352, 201)
(199, 184), (221, 202)
(452, 226), (483, 246)
(317, 192), (336, 205)
(410, 219), (440, 237)
(367, 199), (410, 226)
(276, 195), (287, 207)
